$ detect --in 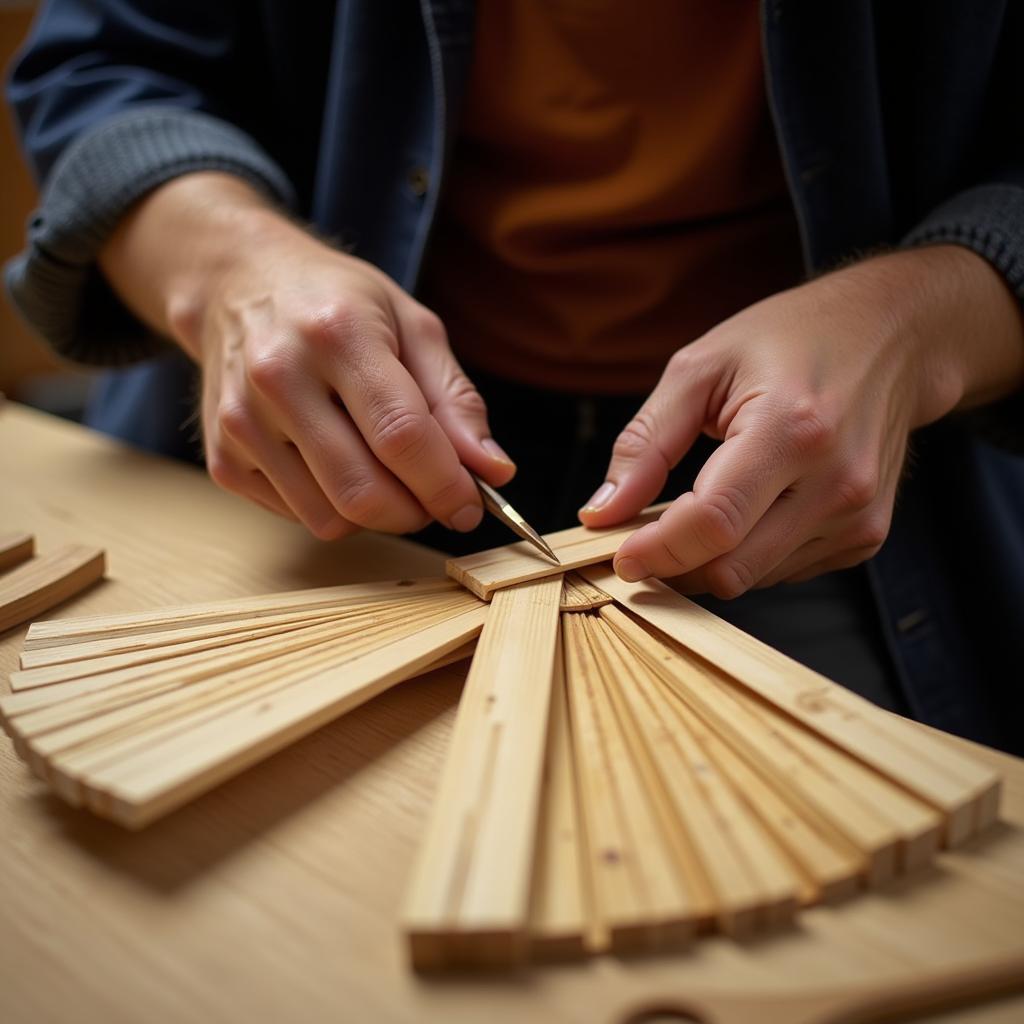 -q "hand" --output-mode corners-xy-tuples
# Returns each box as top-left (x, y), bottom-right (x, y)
(100, 174), (515, 538)
(579, 246), (1024, 595)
